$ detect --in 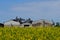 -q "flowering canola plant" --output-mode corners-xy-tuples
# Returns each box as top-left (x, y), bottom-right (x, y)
(0, 27), (60, 40)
